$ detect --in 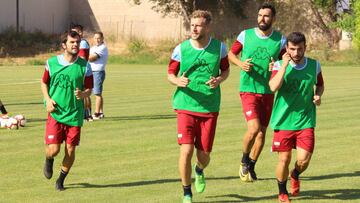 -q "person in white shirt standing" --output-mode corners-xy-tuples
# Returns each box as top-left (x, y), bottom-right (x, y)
(89, 32), (108, 119)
